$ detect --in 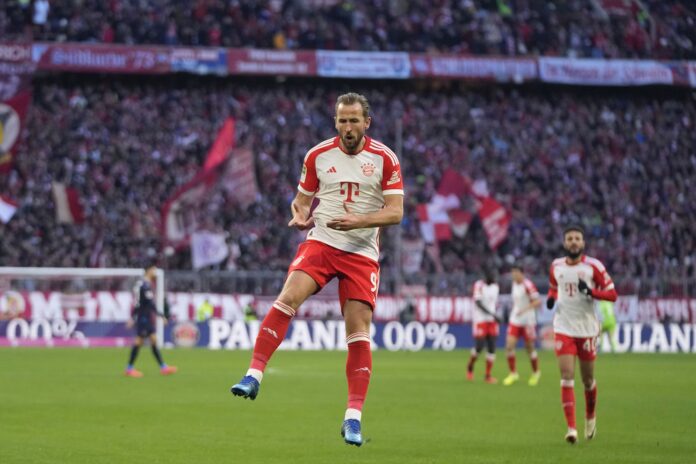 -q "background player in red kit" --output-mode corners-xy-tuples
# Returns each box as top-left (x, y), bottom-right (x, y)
(502, 264), (542, 386)
(547, 225), (617, 444)
(466, 268), (500, 384)
(230, 93), (404, 447)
